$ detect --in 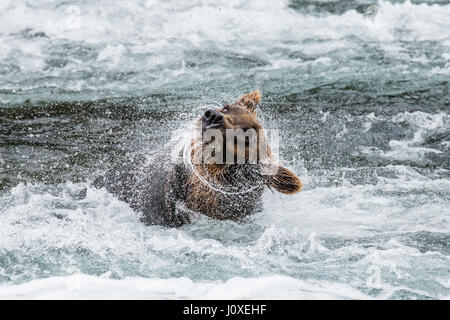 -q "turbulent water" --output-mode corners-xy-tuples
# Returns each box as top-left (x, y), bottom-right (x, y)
(0, 0), (449, 299)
